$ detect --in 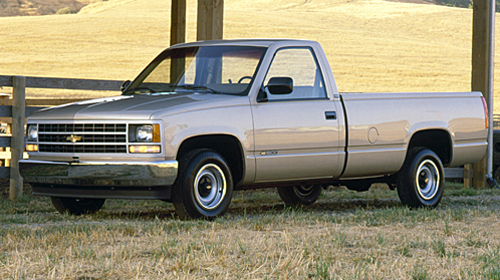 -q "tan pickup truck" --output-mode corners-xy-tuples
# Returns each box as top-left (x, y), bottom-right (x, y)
(19, 39), (488, 219)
